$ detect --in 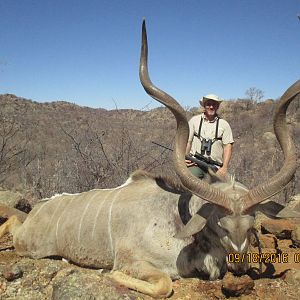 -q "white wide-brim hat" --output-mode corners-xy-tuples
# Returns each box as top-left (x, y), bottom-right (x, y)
(200, 94), (223, 106)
